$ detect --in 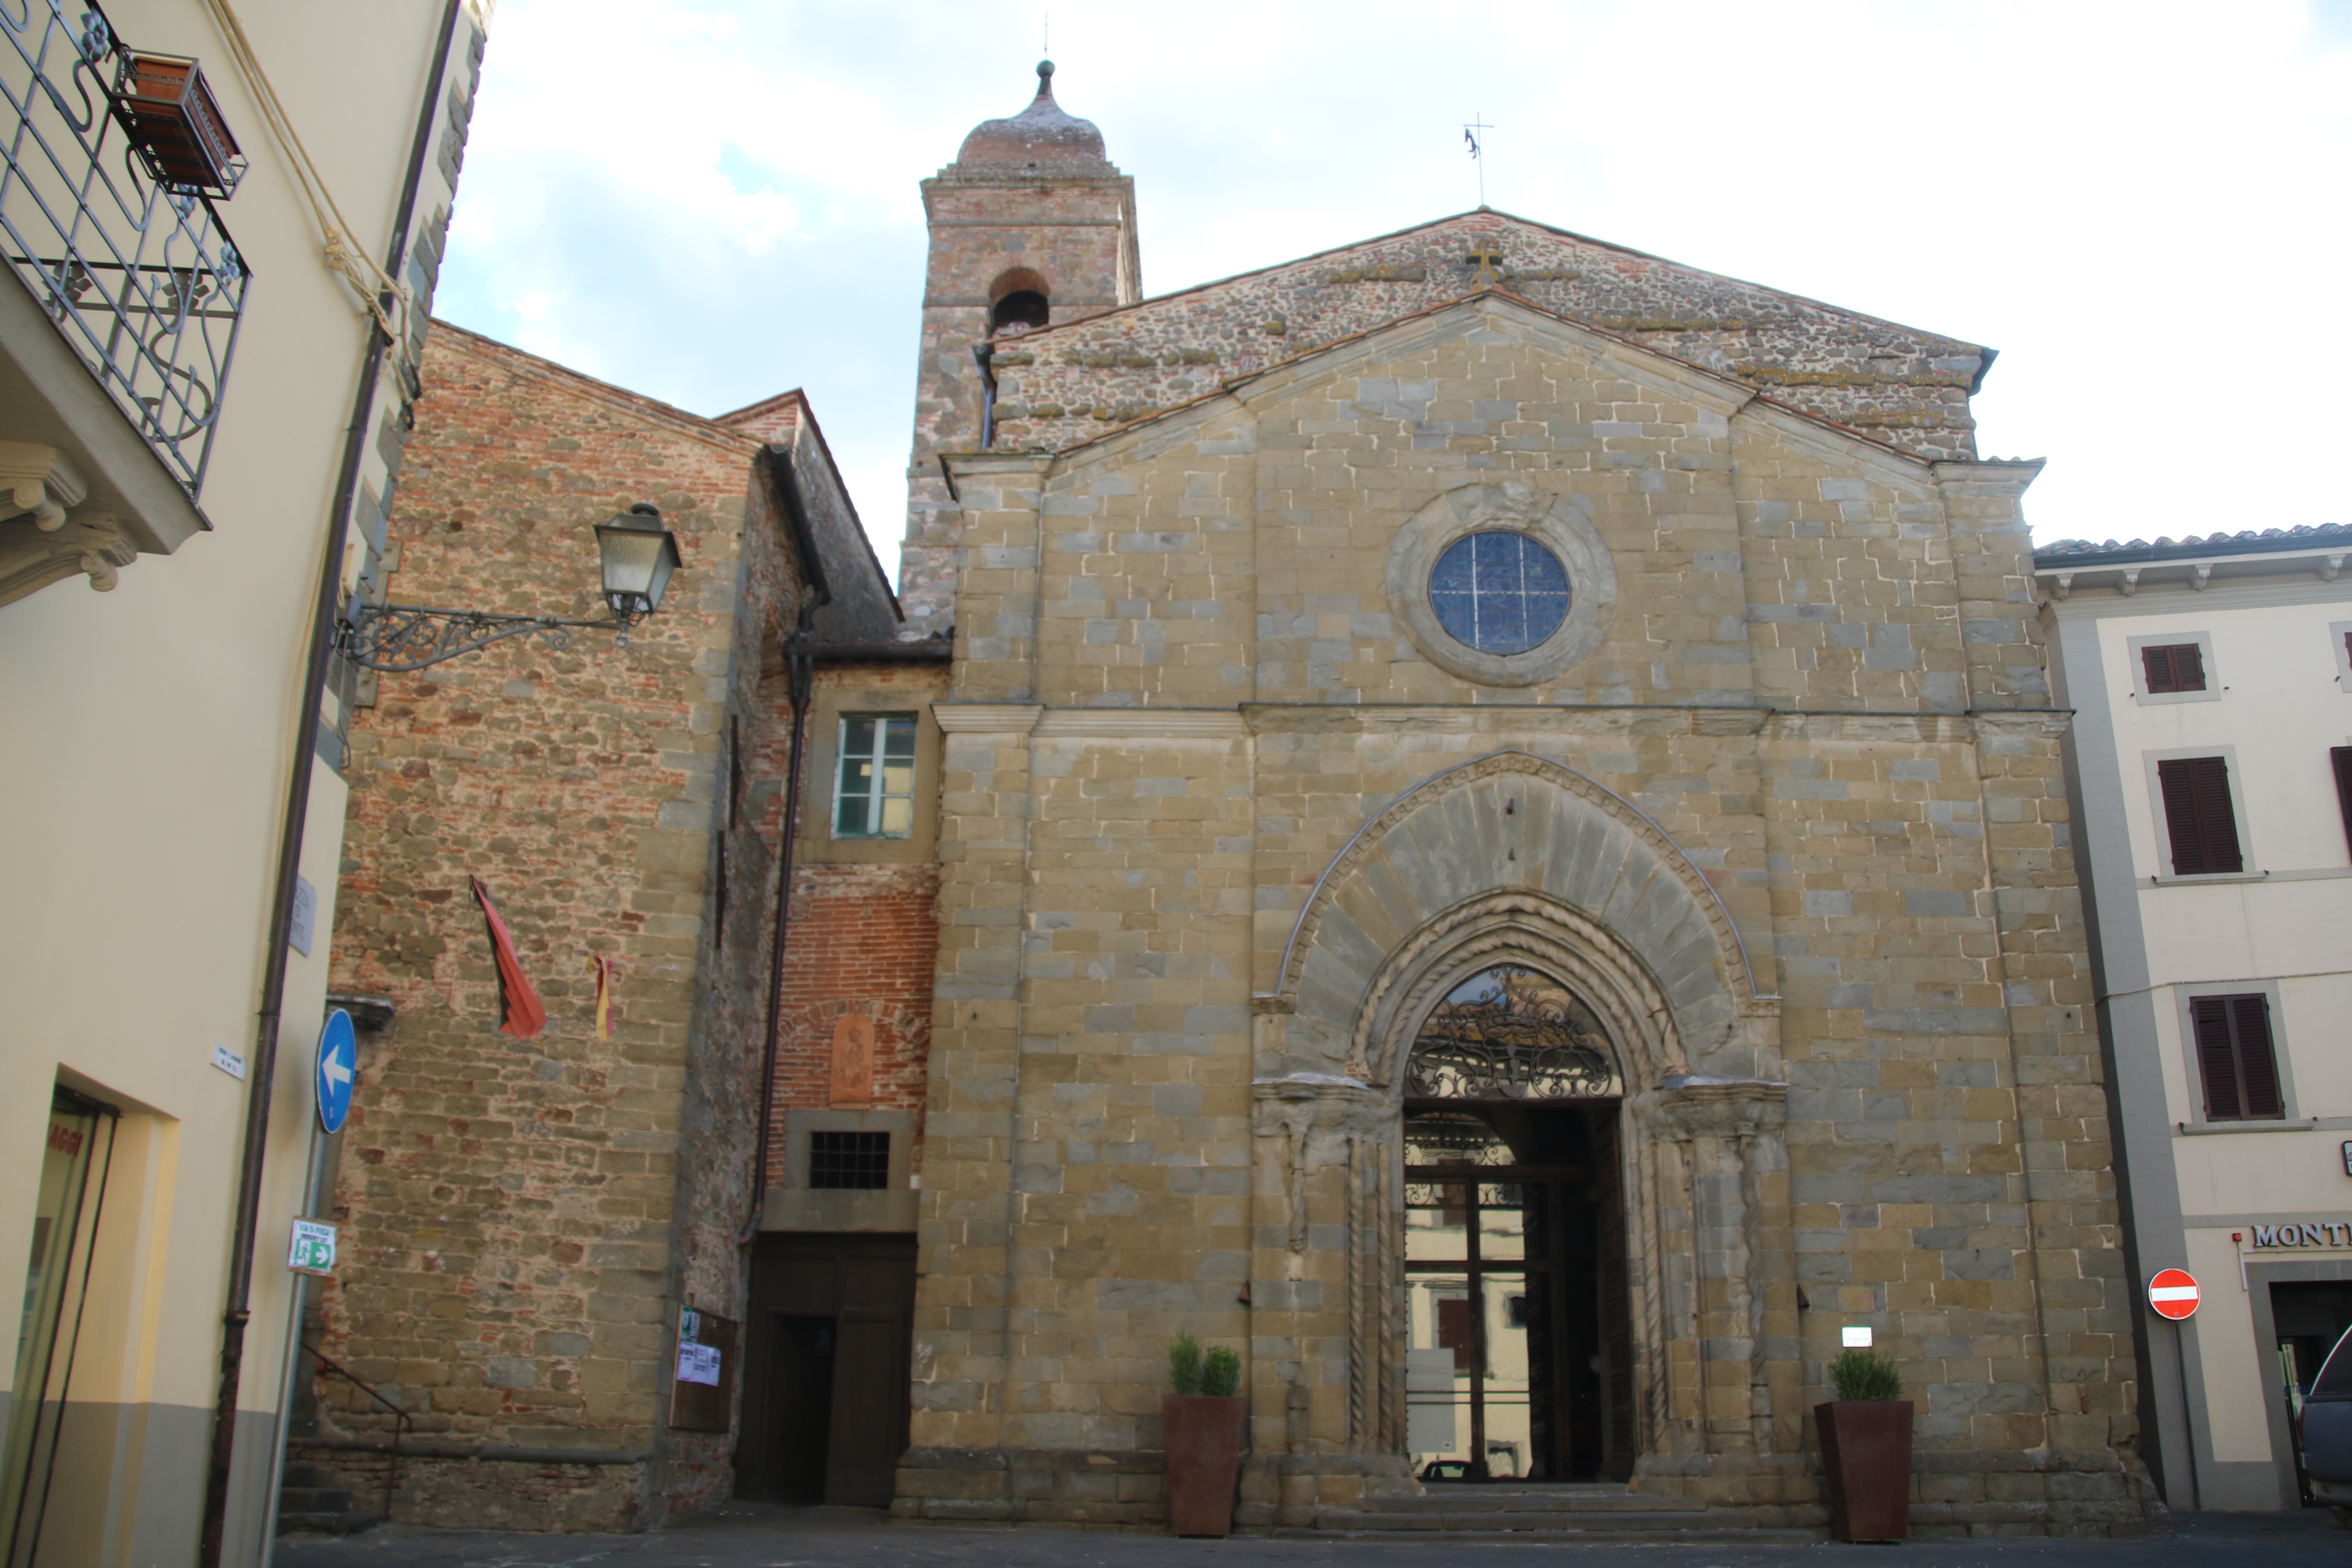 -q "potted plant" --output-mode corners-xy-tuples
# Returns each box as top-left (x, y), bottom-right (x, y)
(1815, 1348), (1912, 1543)
(1162, 1332), (1246, 1537)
